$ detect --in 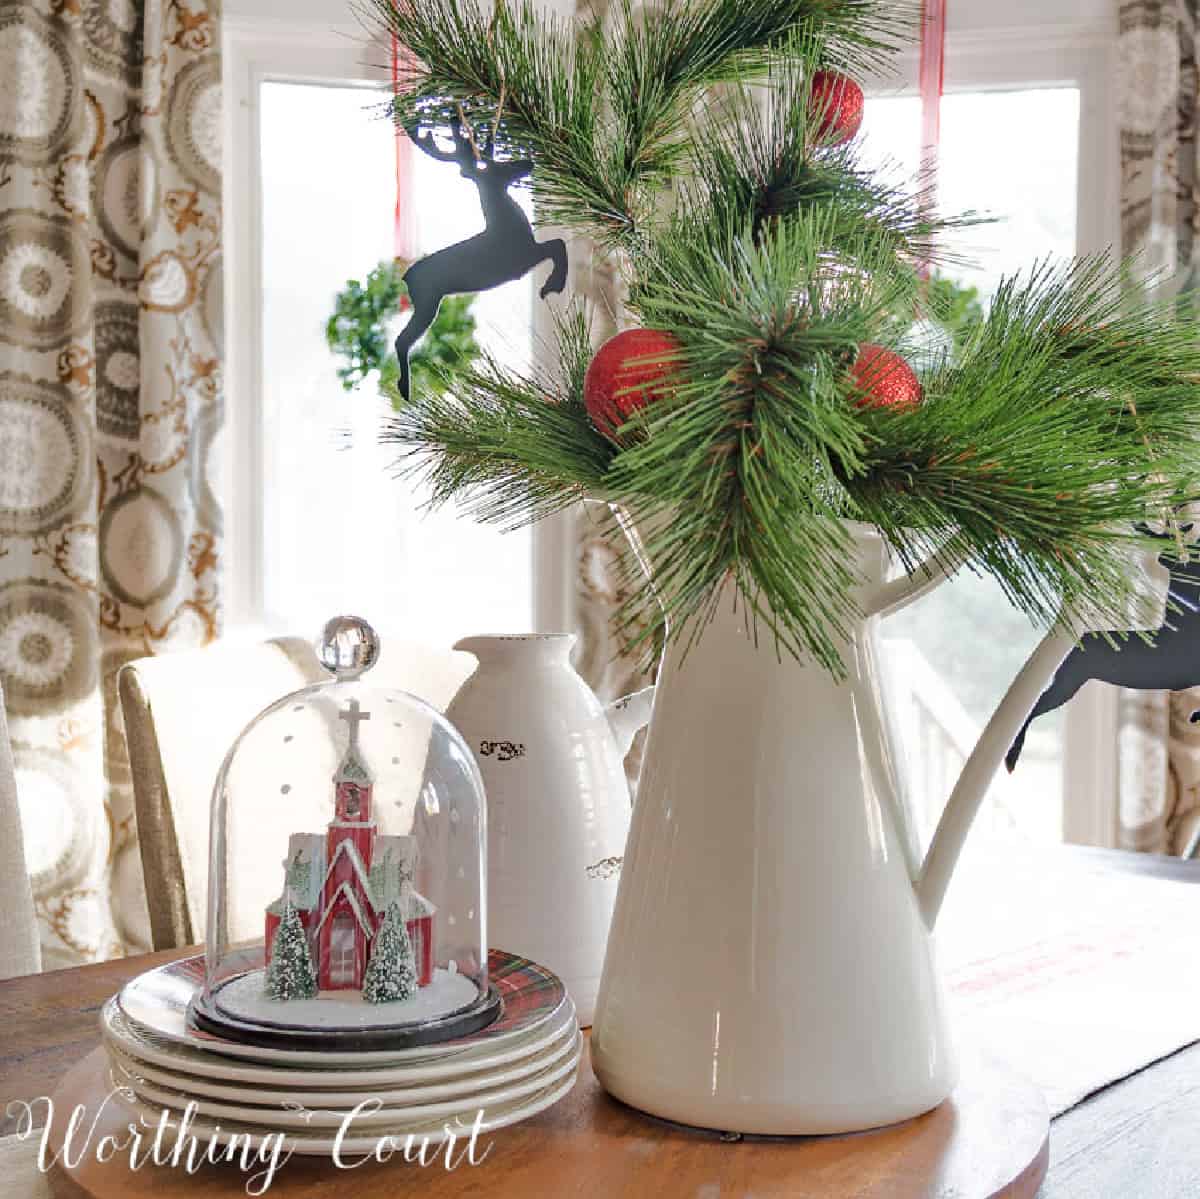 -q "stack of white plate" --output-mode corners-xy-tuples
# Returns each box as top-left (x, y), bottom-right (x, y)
(101, 950), (580, 1154)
